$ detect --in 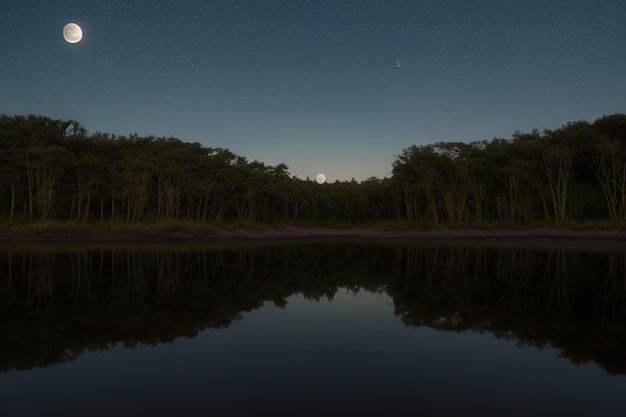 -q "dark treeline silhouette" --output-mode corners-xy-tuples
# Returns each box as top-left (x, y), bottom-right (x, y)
(1, 242), (626, 374)
(1, 113), (625, 225)
(393, 114), (626, 225)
